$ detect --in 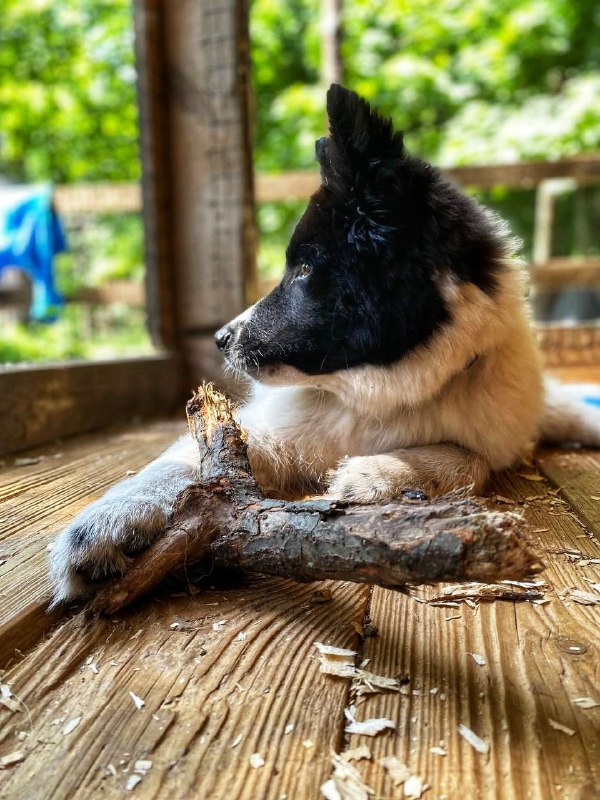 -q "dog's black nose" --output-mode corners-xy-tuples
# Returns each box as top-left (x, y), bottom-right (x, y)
(214, 325), (233, 350)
